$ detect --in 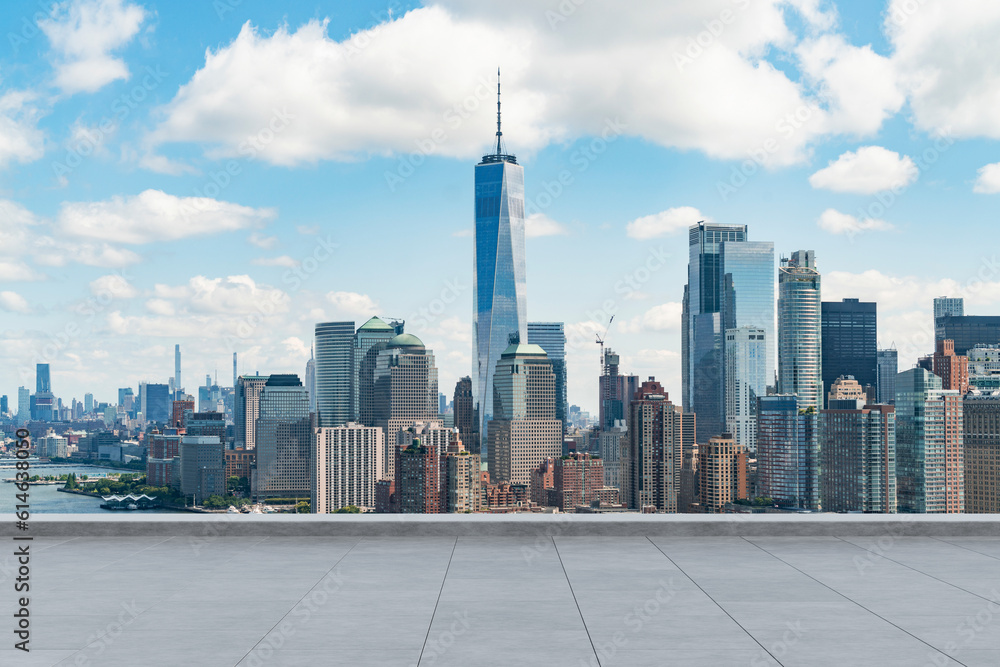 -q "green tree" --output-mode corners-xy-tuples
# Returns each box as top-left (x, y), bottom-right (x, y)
(295, 501), (311, 513)
(335, 505), (361, 514)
